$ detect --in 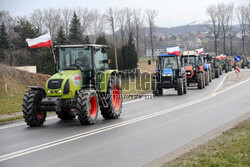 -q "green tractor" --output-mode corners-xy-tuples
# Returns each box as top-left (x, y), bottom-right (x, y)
(22, 44), (122, 126)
